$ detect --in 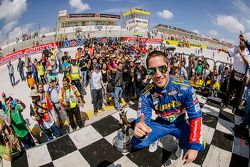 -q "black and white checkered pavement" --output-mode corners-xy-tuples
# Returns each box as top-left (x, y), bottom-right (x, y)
(5, 94), (250, 167)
